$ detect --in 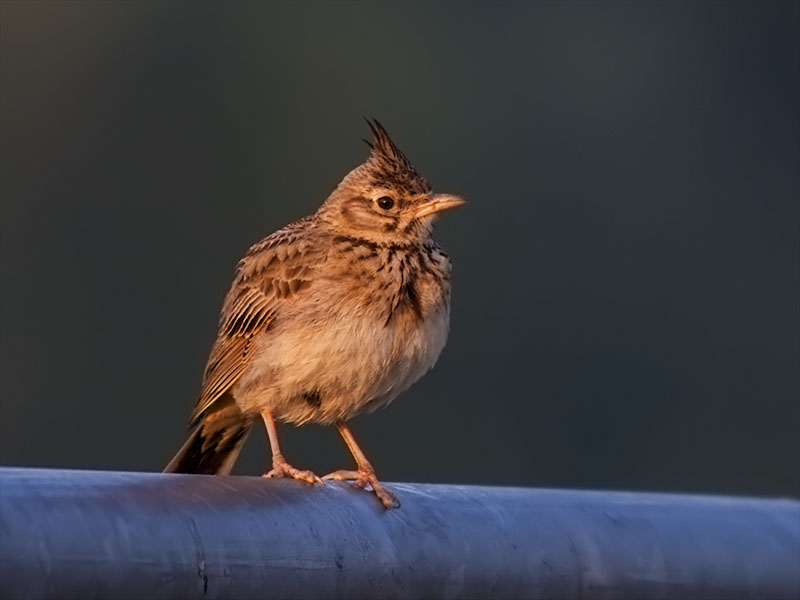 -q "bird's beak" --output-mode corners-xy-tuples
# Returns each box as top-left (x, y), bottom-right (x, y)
(414, 194), (468, 219)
